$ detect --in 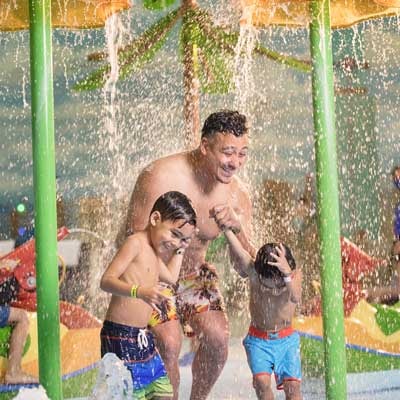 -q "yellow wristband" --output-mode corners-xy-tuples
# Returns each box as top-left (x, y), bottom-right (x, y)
(130, 285), (139, 298)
